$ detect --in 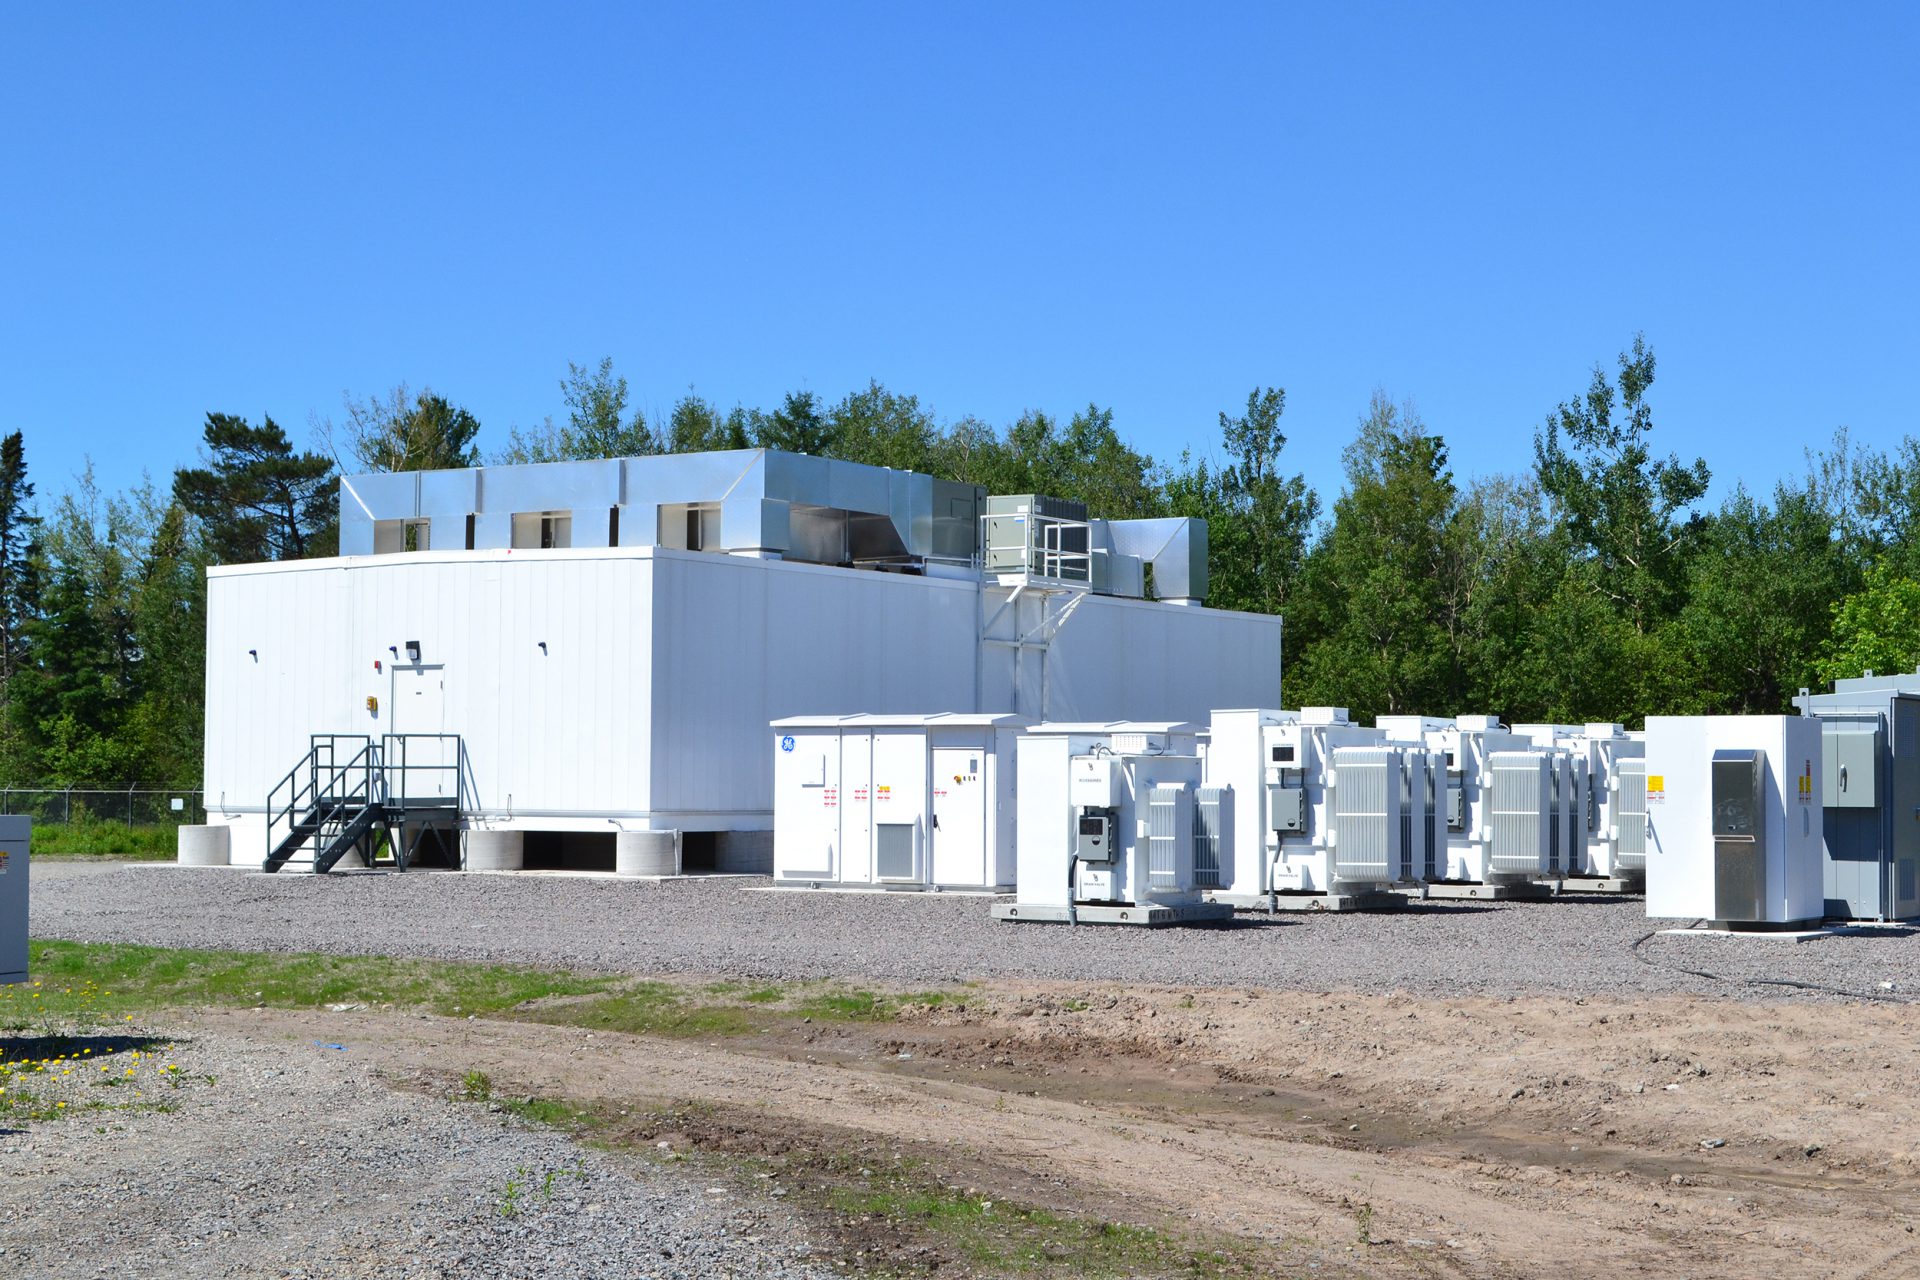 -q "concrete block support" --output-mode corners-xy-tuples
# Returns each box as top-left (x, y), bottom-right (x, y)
(715, 830), (774, 874)
(177, 825), (232, 867)
(617, 830), (680, 876)
(464, 829), (525, 872)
